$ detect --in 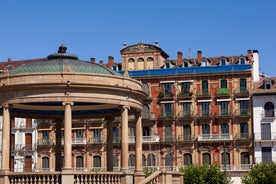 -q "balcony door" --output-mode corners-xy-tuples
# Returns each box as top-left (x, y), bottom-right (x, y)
(183, 125), (191, 140)
(262, 147), (272, 163)
(261, 123), (271, 140)
(165, 126), (173, 142)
